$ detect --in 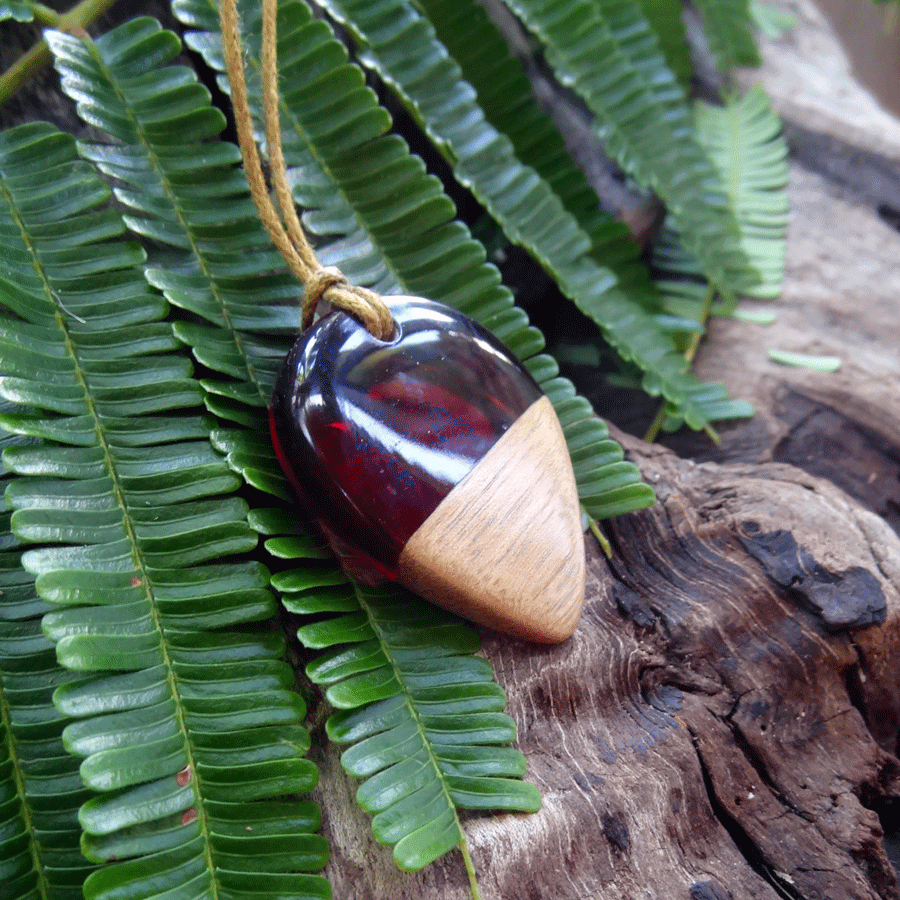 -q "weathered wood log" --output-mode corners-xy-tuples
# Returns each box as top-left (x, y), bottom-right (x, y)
(310, 436), (900, 899)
